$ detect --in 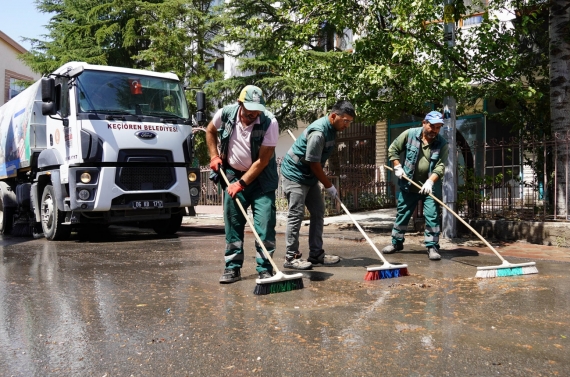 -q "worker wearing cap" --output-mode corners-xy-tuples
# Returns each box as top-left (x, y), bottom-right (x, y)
(280, 100), (356, 270)
(206, 85), (279, 283)
(382, 111), (449, 260)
